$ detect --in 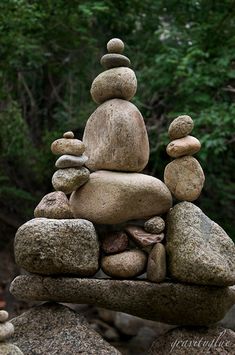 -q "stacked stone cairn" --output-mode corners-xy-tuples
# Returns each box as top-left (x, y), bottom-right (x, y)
(0, 310), (23, 354)
(10, 39), (235, 341)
